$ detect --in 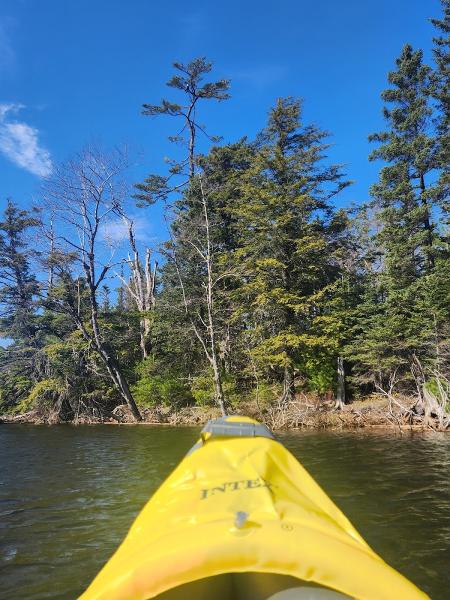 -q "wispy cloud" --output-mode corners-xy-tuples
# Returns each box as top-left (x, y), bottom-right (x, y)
(101, 216), (153, 246)
(0, 103), (52, 177)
